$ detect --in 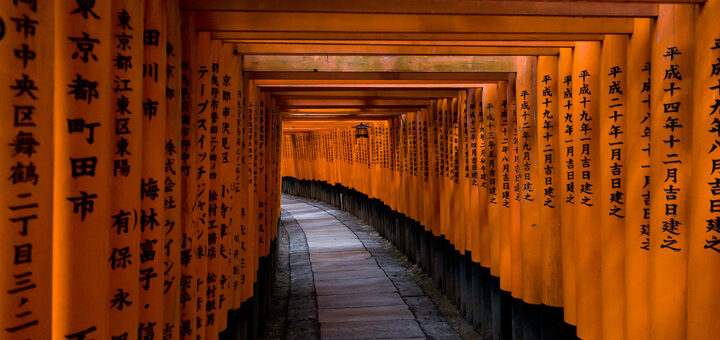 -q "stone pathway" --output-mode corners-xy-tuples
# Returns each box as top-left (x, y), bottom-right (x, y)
(282, 195), (460, 340)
